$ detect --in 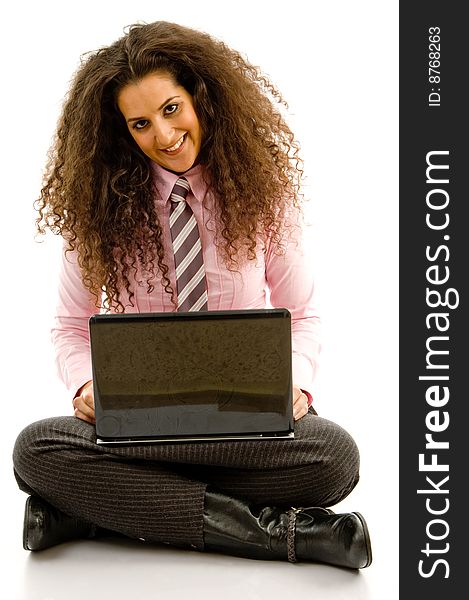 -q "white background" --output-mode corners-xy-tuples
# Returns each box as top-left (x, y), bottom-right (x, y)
(0, 1), (398, 598)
